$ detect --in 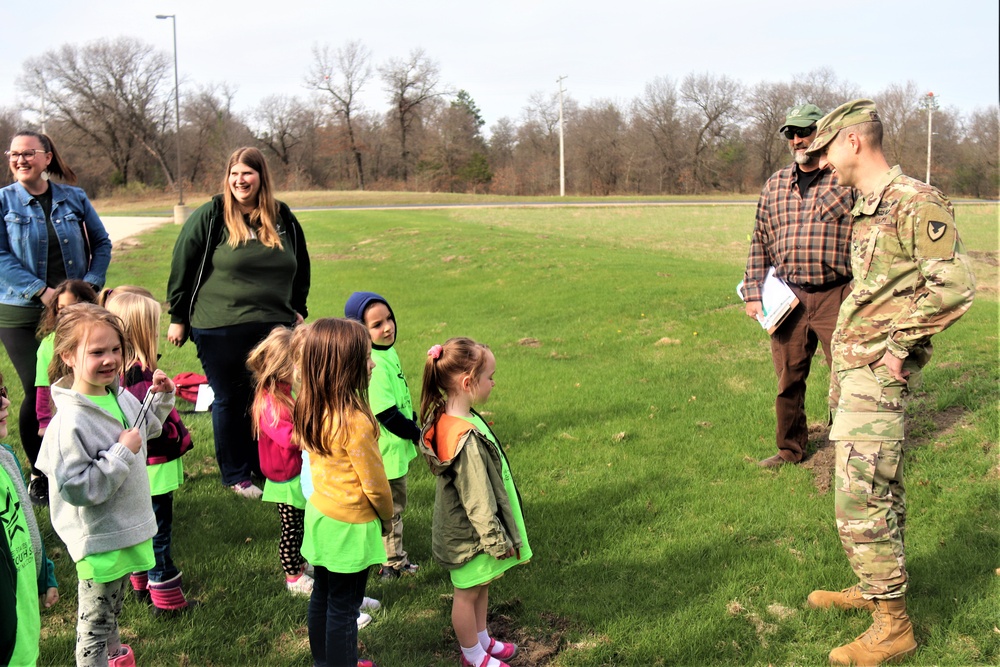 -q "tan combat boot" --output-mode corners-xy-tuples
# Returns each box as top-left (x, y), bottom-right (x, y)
(808, 585), (877, 611)
(829, 598), (917, 666)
